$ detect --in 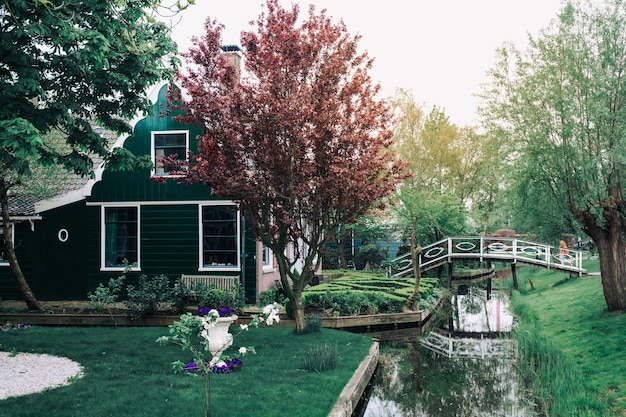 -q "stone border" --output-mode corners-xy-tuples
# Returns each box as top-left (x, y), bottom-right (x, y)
(328, 341), (379, 417)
